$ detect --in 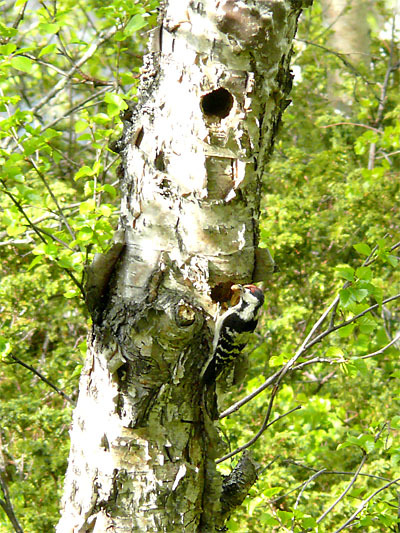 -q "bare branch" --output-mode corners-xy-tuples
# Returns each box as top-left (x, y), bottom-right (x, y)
(368, 16), (397, 170)
(26, 158), (76, 241)
(31, 26), (118, 115)
(0, 472), (24, 533)
(42, 87), (109, 132)
(333, 477), (400, 533)
(281, 459), (396, 485)
(220, 271), (400, 422)
(305, 292), (400, 352)
(218, 368), (281, 419)
(355, 333), (400, 360)
(291, 469), (327, 532)
(216, 405), (301, 464)
(8, 355), (75, 405)
(296, 38), (374, 88)
(317, 453), (367, 525)
(0, 182), (85, 295)
(321, 122), (382, 134)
